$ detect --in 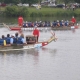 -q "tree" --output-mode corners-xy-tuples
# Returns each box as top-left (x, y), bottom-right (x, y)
(21, 0), (39, 6)
(56, 0), (74, 4)
(56, 0), (75, 6)
(0, 0), (40, 5)
(74, 0), (80, 3)
(4, 0), (20, 4)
